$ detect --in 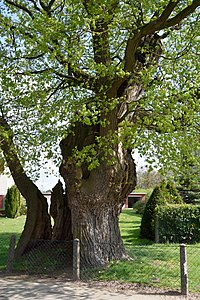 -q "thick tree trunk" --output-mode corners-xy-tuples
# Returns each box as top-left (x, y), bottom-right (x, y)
(60, 130), (136, 266)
